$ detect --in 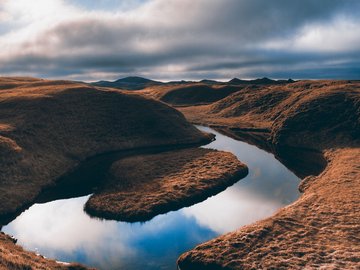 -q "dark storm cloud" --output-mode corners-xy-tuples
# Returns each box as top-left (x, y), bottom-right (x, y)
(0, 0), (359, 80)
